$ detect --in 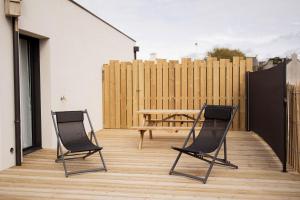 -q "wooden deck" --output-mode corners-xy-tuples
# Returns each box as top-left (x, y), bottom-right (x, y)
(0, 129), (300, 200)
